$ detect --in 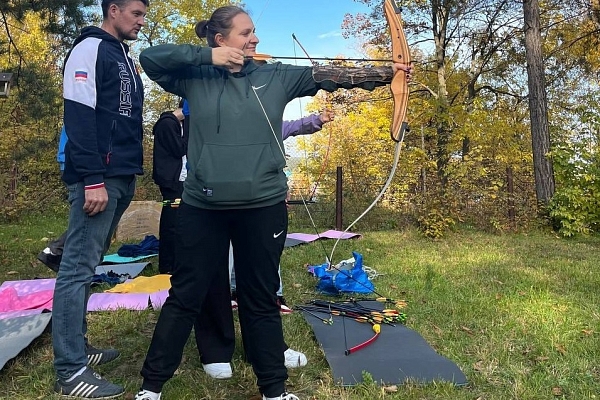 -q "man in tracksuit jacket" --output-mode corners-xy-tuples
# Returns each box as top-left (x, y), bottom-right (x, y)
(52, 0), (147, 398)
